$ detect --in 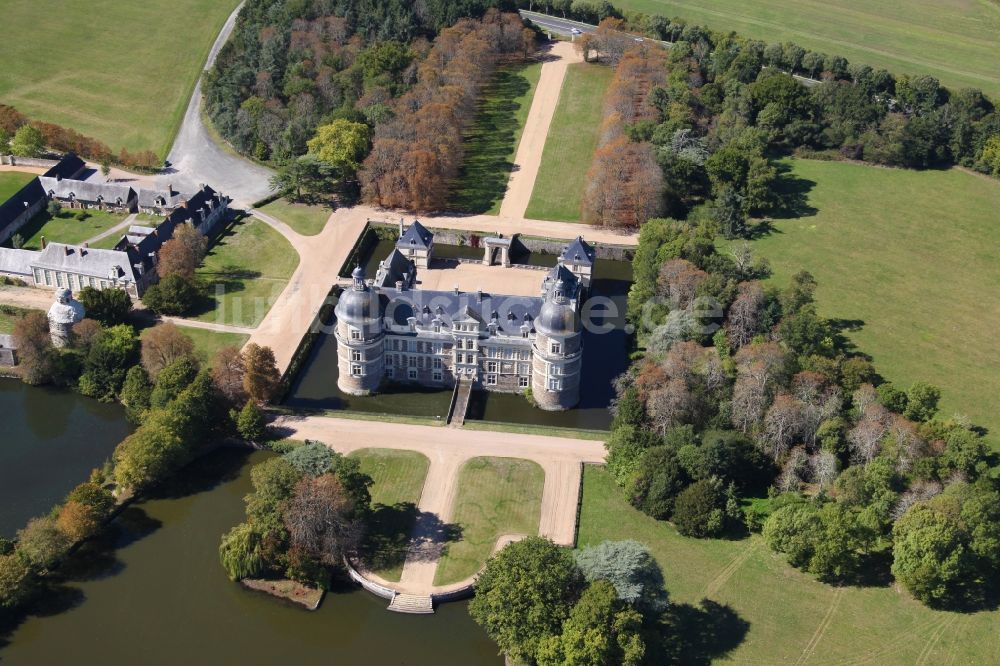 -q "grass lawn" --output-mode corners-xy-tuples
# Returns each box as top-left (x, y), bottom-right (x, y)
(524, 63), (613, 222)
(14, 210), (127, 250)
(612, 0), (1000, 98)
(434, 457), (544, 585)
(188, 217), (299, 328)
(0, 0), (241, 157)
(0, 172), (36, 202)
(350, 448), (430, 581)
(257, 198), (332, 236)
(725, 158), (1000, 449)
(139, 324), (247, 366)
(451, 61), (544, 214)
(0, 305), (37, 335)
(578, 465), (1000, 664)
